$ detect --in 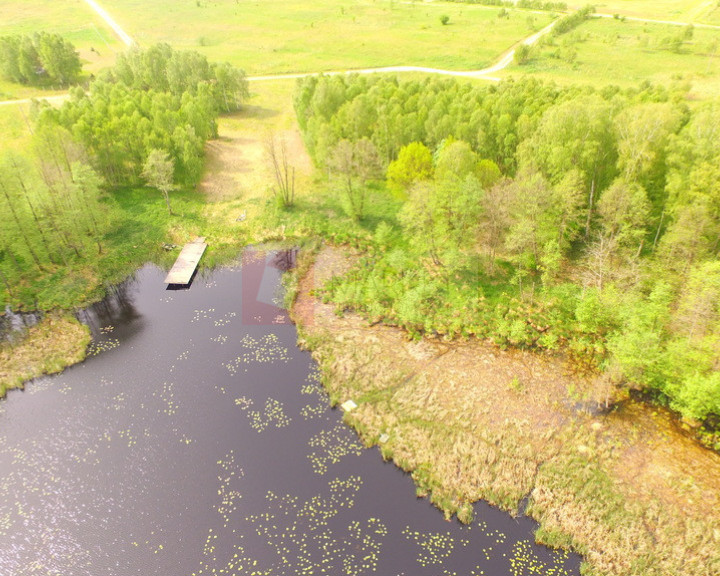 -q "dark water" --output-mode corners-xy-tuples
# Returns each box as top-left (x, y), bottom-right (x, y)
(0, 307), (42, 344)
(0, 249), (581, 576)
